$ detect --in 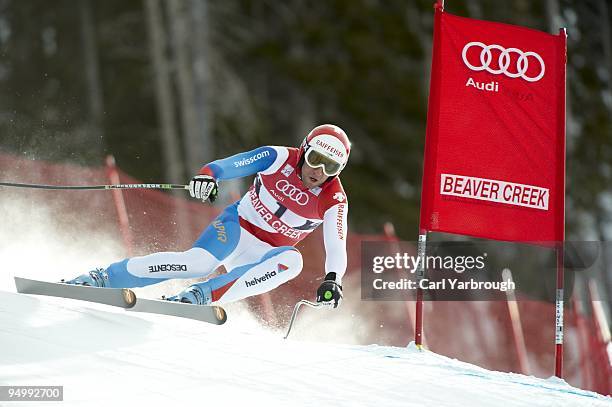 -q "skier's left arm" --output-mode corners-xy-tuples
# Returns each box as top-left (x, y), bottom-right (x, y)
(316, 200), (348, 308)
